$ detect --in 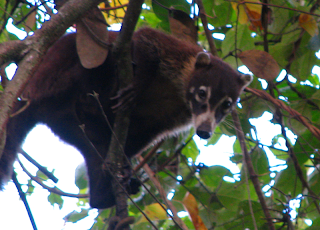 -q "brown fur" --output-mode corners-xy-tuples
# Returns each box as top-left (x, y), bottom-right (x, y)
(0, 28), (250, 209)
